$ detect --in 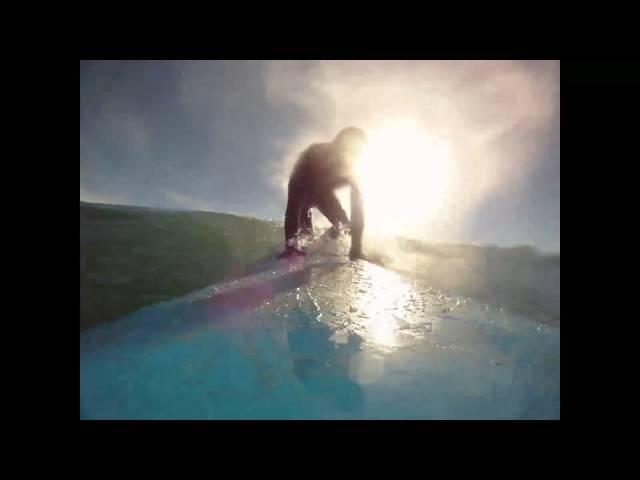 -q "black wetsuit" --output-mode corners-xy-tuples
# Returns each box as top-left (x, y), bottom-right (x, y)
(284, 143), (364, 255)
